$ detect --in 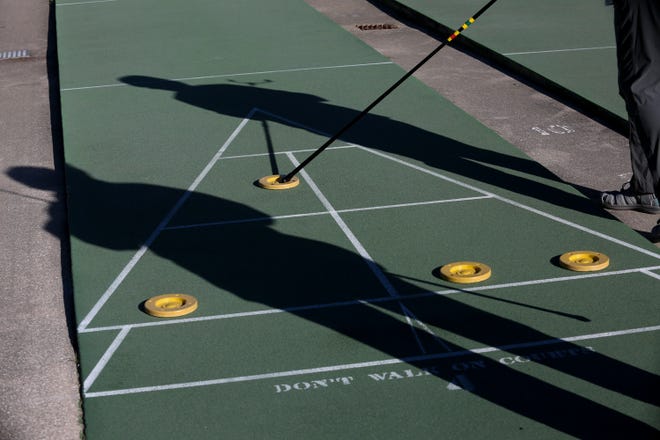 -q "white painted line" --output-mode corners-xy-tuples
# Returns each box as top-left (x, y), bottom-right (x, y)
(289, 152), (396, 299)
(84, 324), (660, 398)
(60, 62), (394, 92)
(400, 302), (452, 352)
(77, 244), (152, 331)
(84, 356), (411, 398)
(57, 0), (117, 5)
(561, 325), (660, 342)
(79, 265), (660, 334)
(255, 107), (332, 138)
(503, 46), (616, 56)
(358, 146), (660, 260)
(165, 212), (329, 231)
(290, 153), (435, 353)
(641, 269), (660, 281)
(220, 144), (357, 161)
(401, 306), (427, 354)
(433, 265), (660, 294)
(173, 62), (394, 84)
(83, 326), (131, 392)
(81, 299), (375, 333)
(336, 196), (492, 214)
(163, 196), (493, 231)
(77, 110), (254, 331)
